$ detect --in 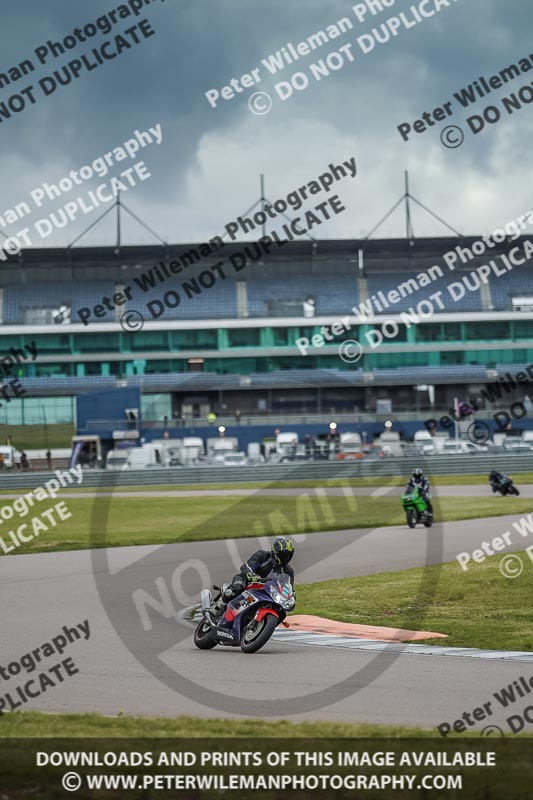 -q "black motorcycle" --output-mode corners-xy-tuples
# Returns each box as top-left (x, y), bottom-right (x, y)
(491, 475), (520, 496)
